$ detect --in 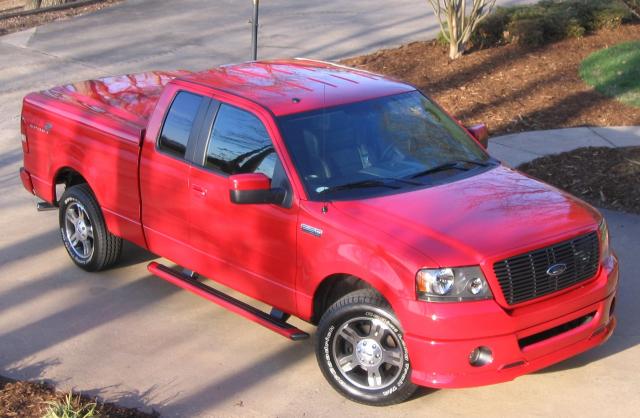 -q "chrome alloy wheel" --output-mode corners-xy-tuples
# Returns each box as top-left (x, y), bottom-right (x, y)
(64, 202), (94, 260)
(331, 316), (405, 390)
